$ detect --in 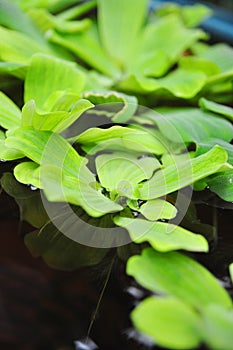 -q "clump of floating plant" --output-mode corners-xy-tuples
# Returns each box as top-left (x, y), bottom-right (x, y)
(0, 0), (233, 103)
(0, 1), (233, 349)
